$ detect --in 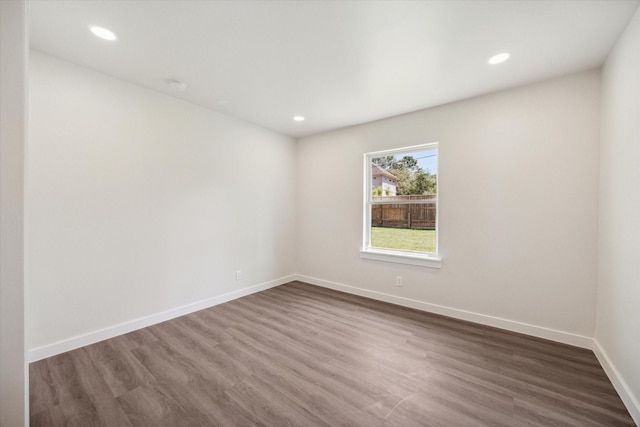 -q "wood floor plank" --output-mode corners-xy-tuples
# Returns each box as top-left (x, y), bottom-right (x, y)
(116, 382), (201, 427)
(83, 340), (154, 398)
(30, 281), (635, 426)
(29, 358), (58, 416)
